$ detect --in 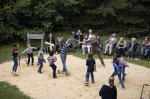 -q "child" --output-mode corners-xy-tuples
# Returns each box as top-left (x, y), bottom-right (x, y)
(12, 43), (19, 76)
(110, 54), (125, 89)
(22, 44), (35, 66)
(60, 39), (73, 73)
(37, 47), (46, 73)
(85, 54), (96, 86)
(79, 35), (105, 66)
(47, 50), (57, 78)
(114, 50), (129, 82)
